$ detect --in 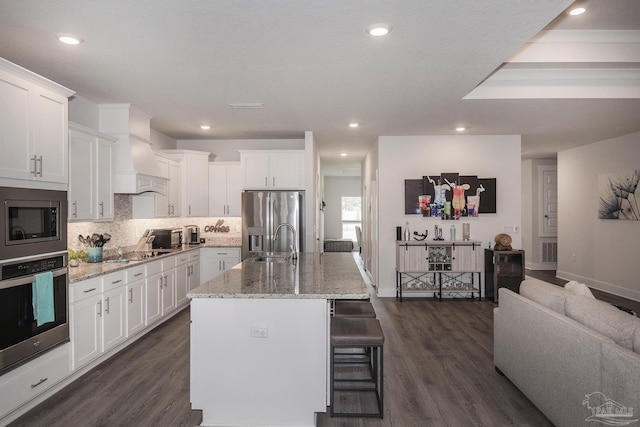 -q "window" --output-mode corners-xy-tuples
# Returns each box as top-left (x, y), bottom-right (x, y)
(341, 196), (361, 242)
